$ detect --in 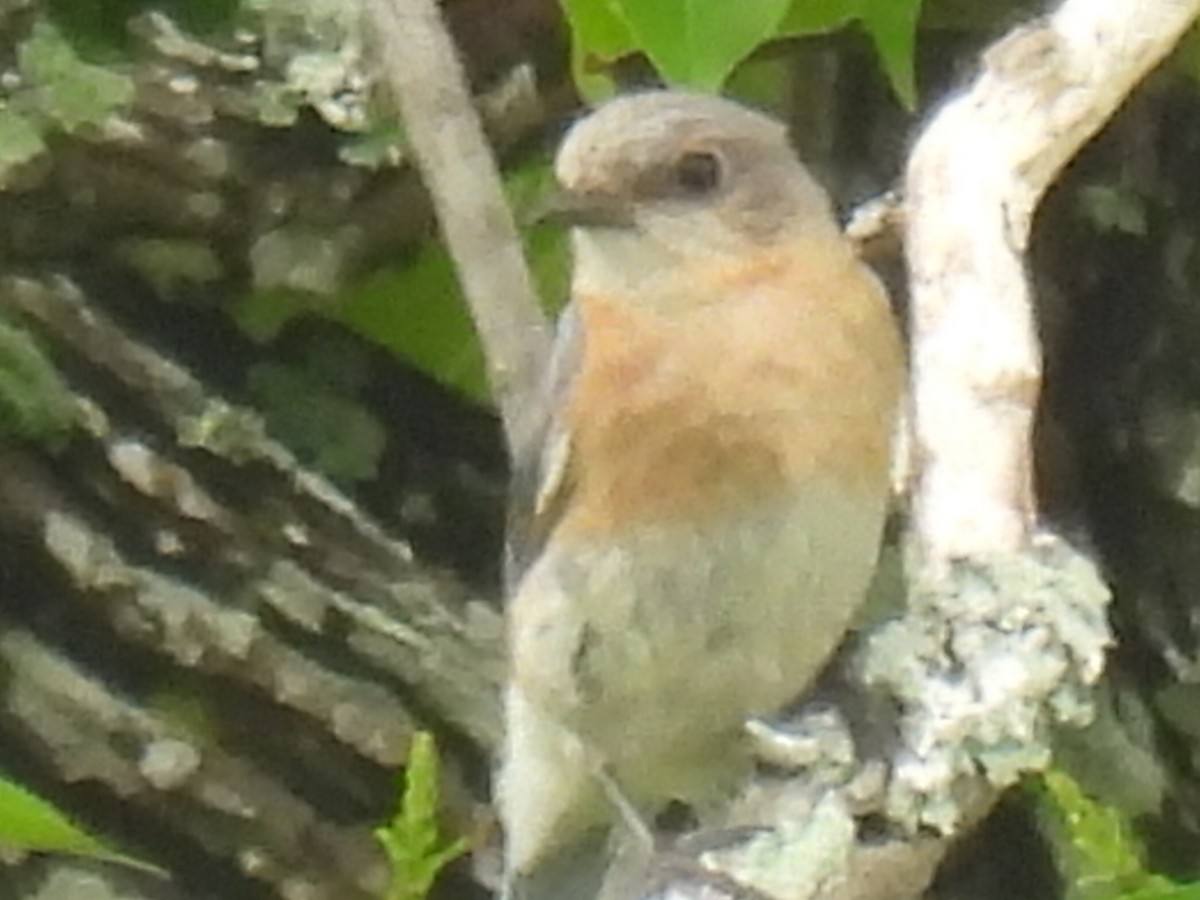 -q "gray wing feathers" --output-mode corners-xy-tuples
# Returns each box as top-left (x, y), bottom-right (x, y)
(505, 302), (584, 593)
